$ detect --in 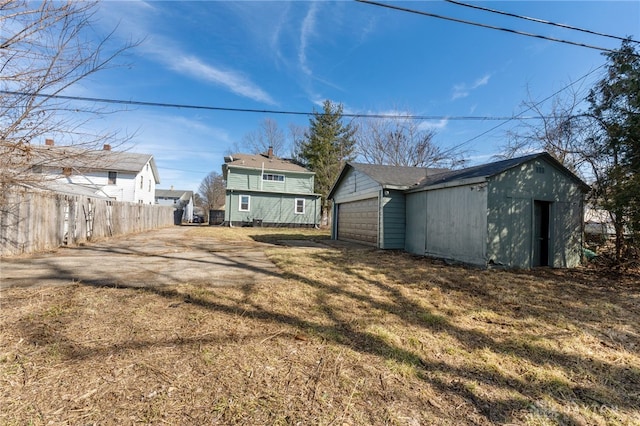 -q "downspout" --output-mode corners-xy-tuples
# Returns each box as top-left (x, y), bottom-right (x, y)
(260, 162), (264, 191)
(228, 190), (233, 227)
(379, 189), (383, 249)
